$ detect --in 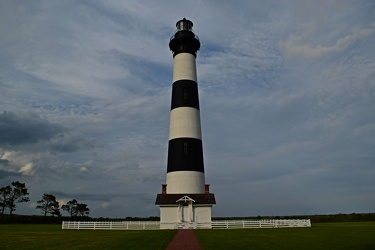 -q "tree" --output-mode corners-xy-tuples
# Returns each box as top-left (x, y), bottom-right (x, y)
(0, 186), (11, 215)
(36, 193), (61, 217)
(62, 199), (90, 217)
(76, 203), (89, 217)
(62, 199), (78, 217)
(6, 181), (30, 215)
